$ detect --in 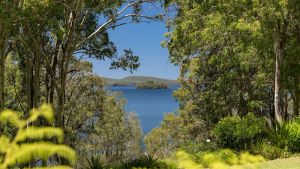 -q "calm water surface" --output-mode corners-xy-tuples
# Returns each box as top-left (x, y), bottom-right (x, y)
(109, 86), (179, 134)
